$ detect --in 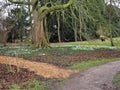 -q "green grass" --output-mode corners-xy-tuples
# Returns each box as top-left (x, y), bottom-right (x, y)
(70, 58), (120, 71)
(0, 37), (119, 58)
(10, 84), (21, 90)
(28, 79), (48, 90)
(0, 45), (117, 59)
(0, 39), (119, 60)
(10, 79), (48, 90)
(51, 37), (120, 48)
(113, 72), (120, 89)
